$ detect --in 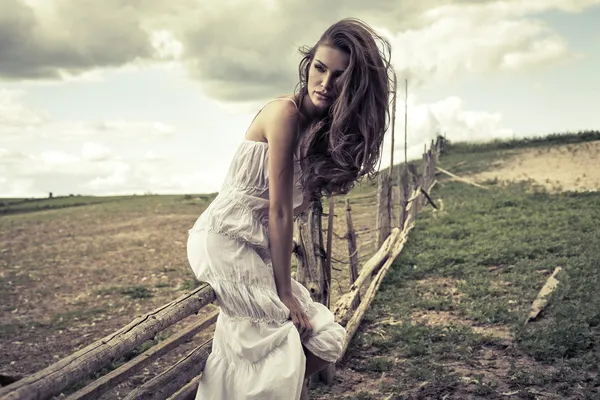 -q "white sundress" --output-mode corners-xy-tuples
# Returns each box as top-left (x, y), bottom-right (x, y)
(186, 98), (346, 400)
